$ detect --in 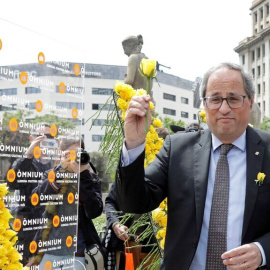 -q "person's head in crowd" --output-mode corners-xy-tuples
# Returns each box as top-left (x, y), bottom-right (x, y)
(156, 127), (170, 139)
(170, 122), (203, 134)
(29, 123), (52, 142)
